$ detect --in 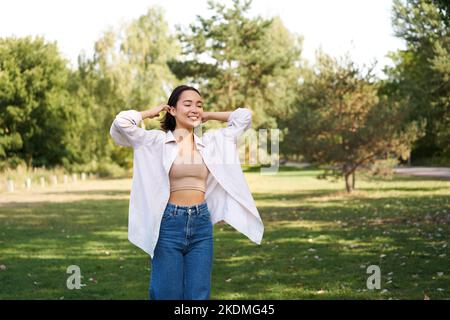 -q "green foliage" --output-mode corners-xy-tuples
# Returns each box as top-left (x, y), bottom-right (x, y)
(0, 36), (76, 169)
(386, 0), (450, 160)
(171, 0), (303, 129)
(92, 6), (180, 109)
(96, 162), (129, 179)
(358, 158), (400, 180)
(1, 1), (447, 175)
(282, 52), (426, 192)
(75, 6), (180, 166)
(432, 0), (450, 25)
(0, 7), (180, 173)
